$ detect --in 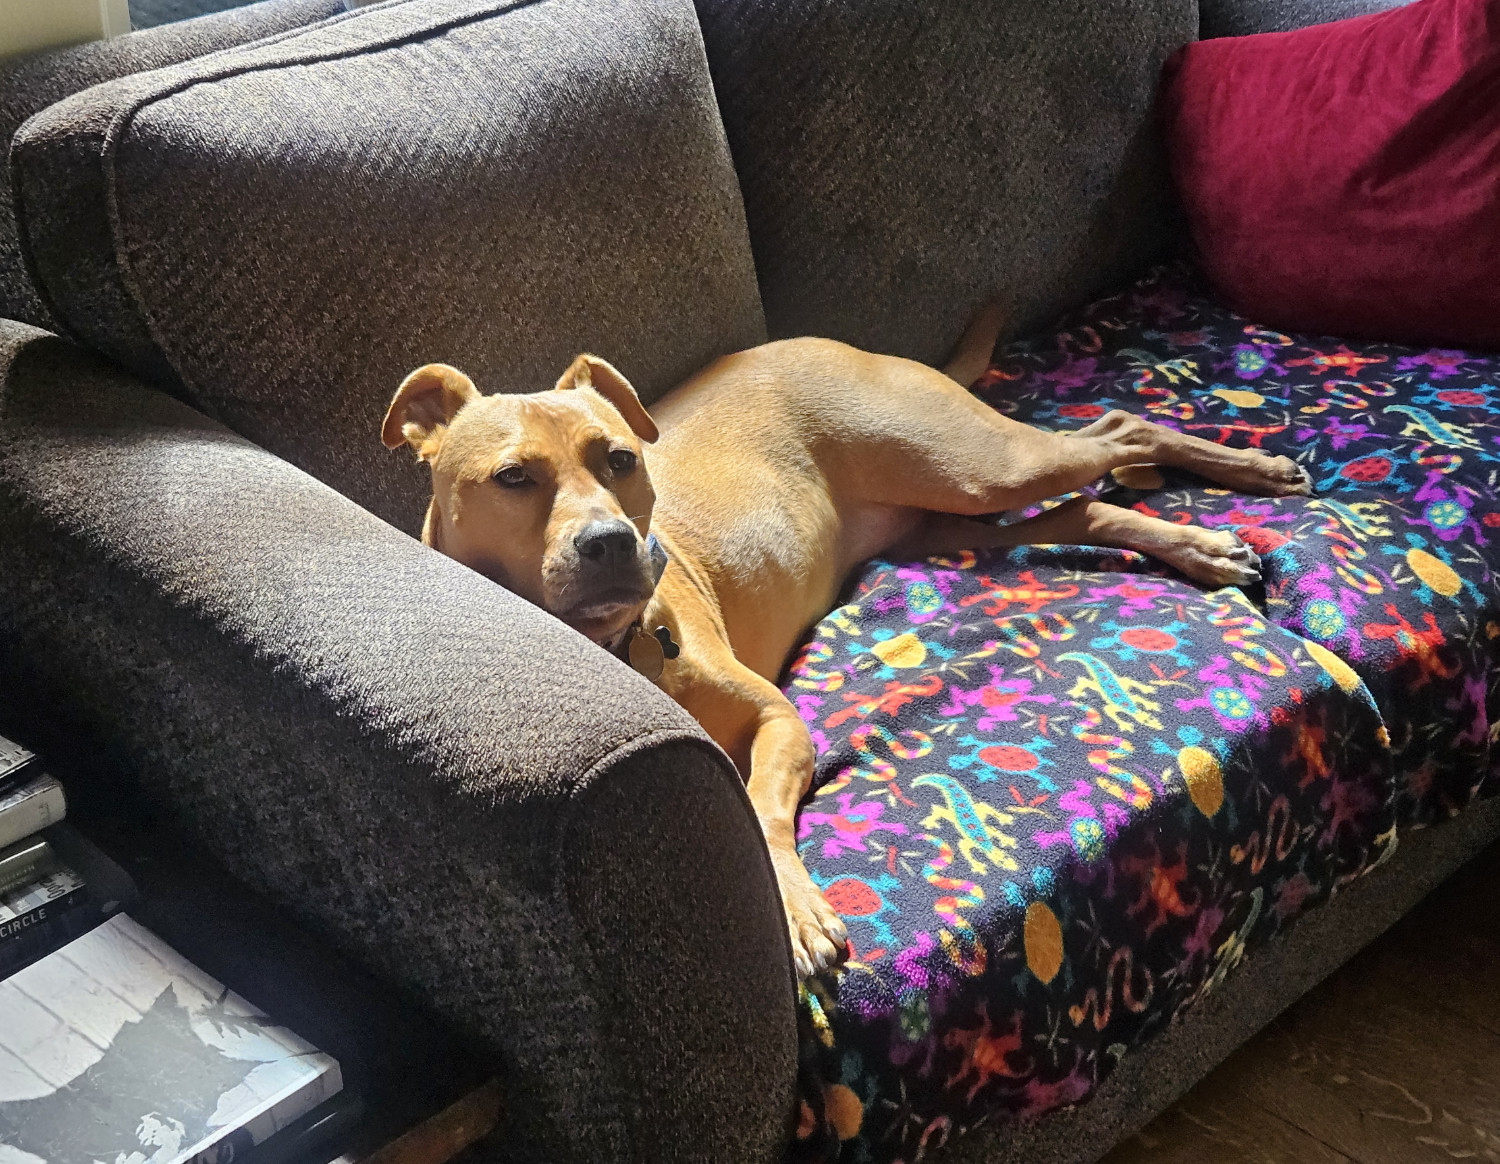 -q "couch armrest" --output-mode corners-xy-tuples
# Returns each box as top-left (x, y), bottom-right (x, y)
(0, 0), (346, 328)
(0, 322), (796, 1163)
(1198, 0), (1413, 39)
